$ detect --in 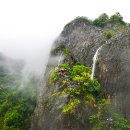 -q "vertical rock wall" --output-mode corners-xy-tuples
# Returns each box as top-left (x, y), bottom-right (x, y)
(31, 17), (130, 129)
